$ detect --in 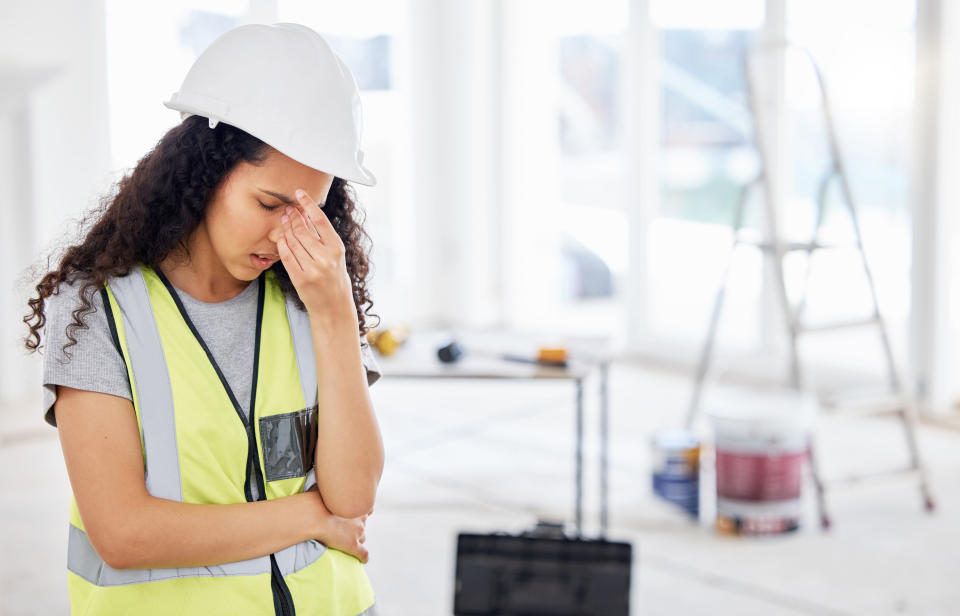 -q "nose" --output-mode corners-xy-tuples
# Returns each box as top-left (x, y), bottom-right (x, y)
(267, 220), (284, 245)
